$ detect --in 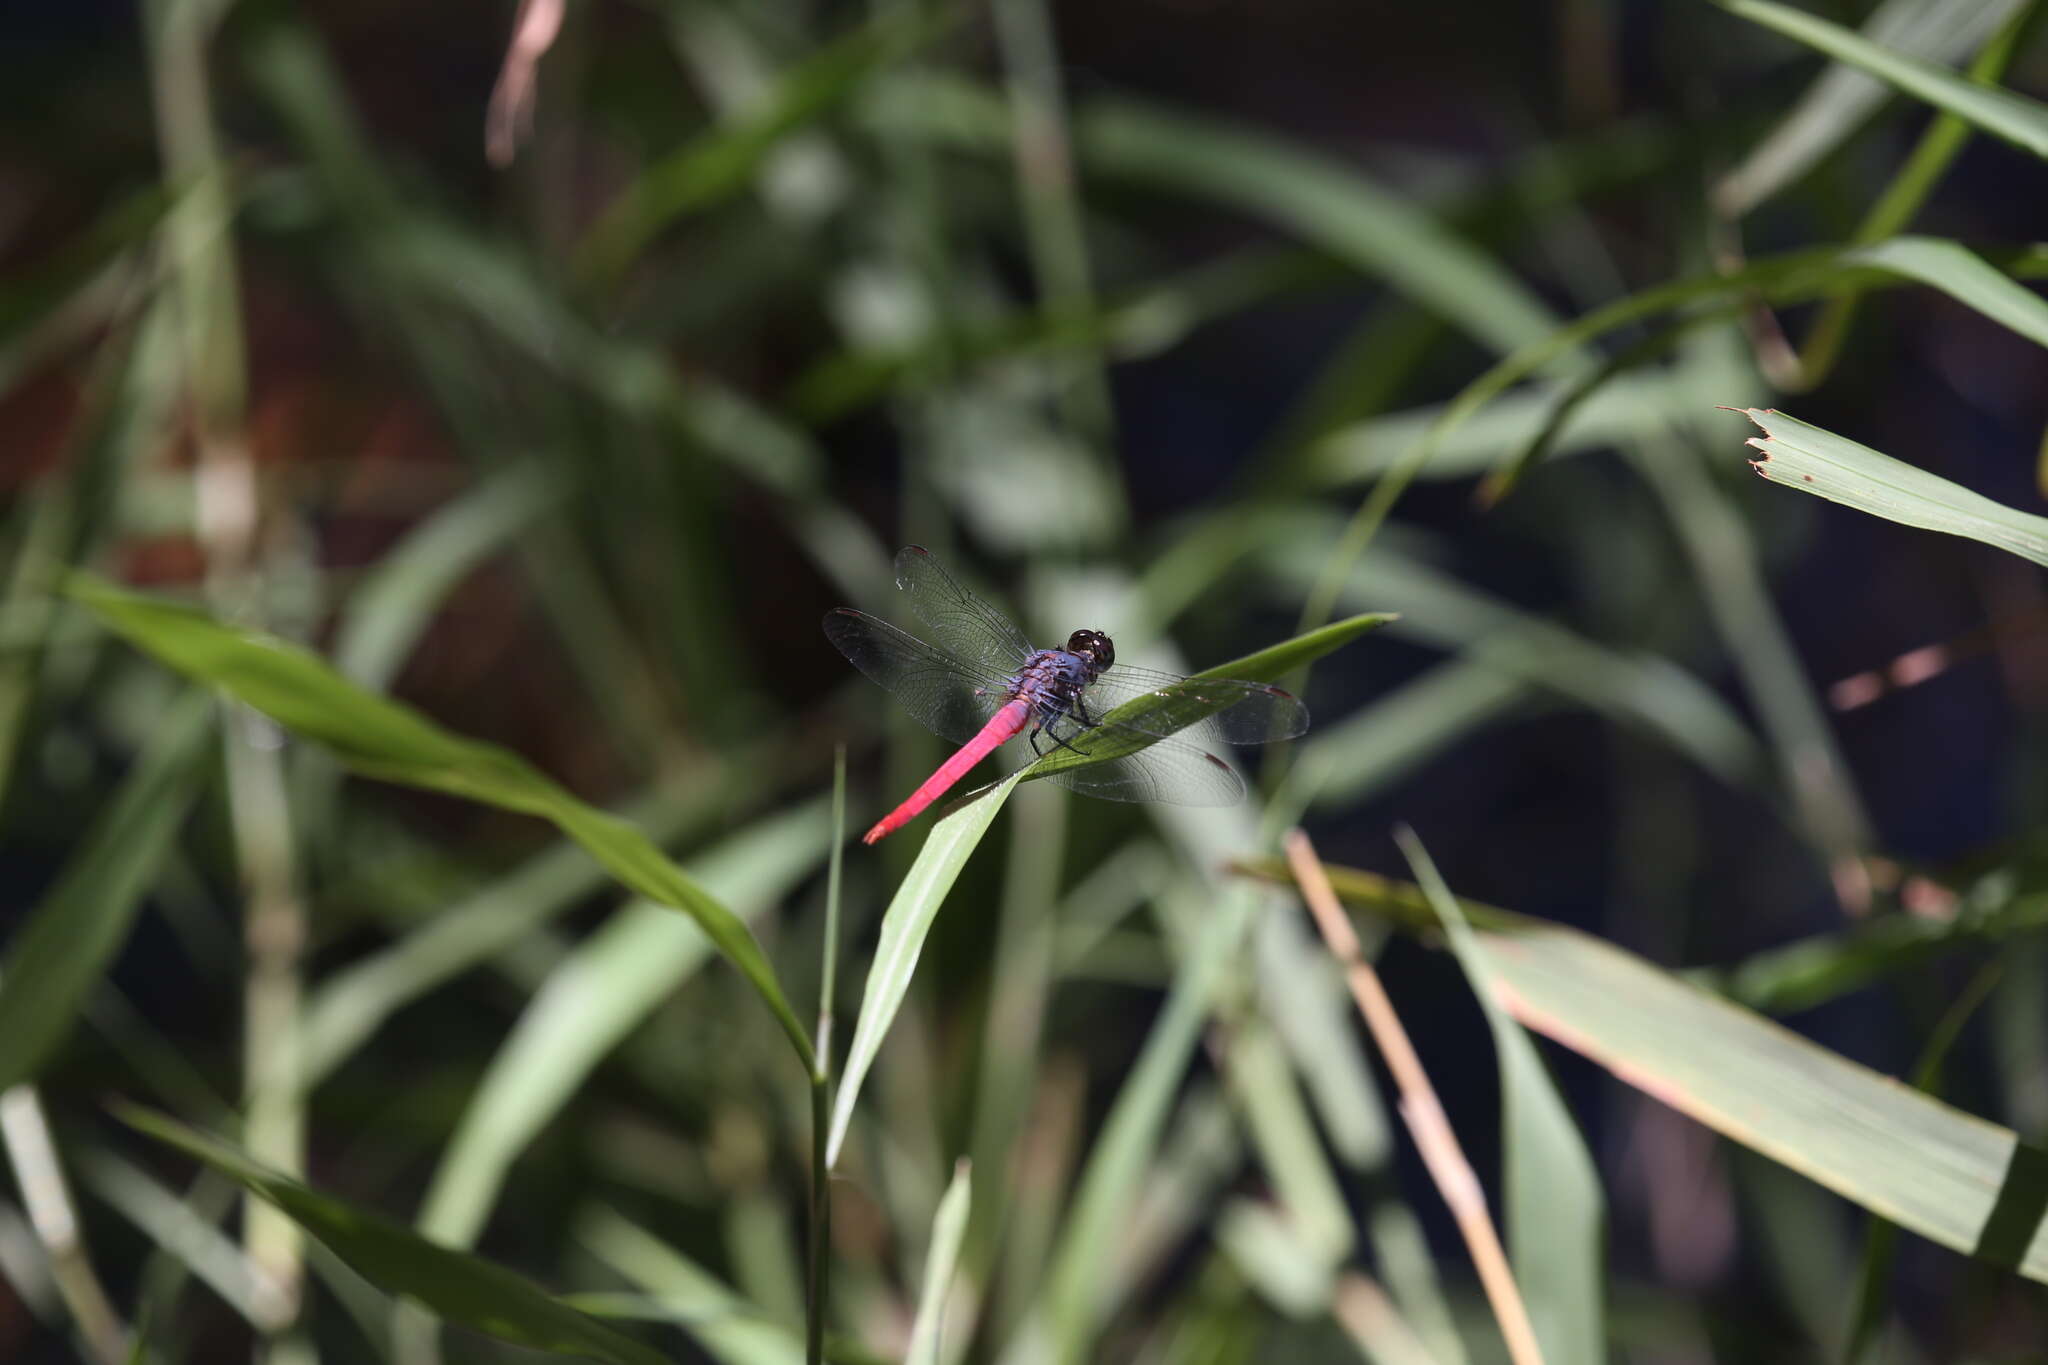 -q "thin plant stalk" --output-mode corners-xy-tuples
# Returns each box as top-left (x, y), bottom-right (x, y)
(0, 1086), (128, 1363)
(1332, 1269), (1443, 1365)
(147, 0), (310, 1347)
(808, 747), (847, 1365)
(990, 0), (1126, 505)
(1283, 830), (1545, 1365)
